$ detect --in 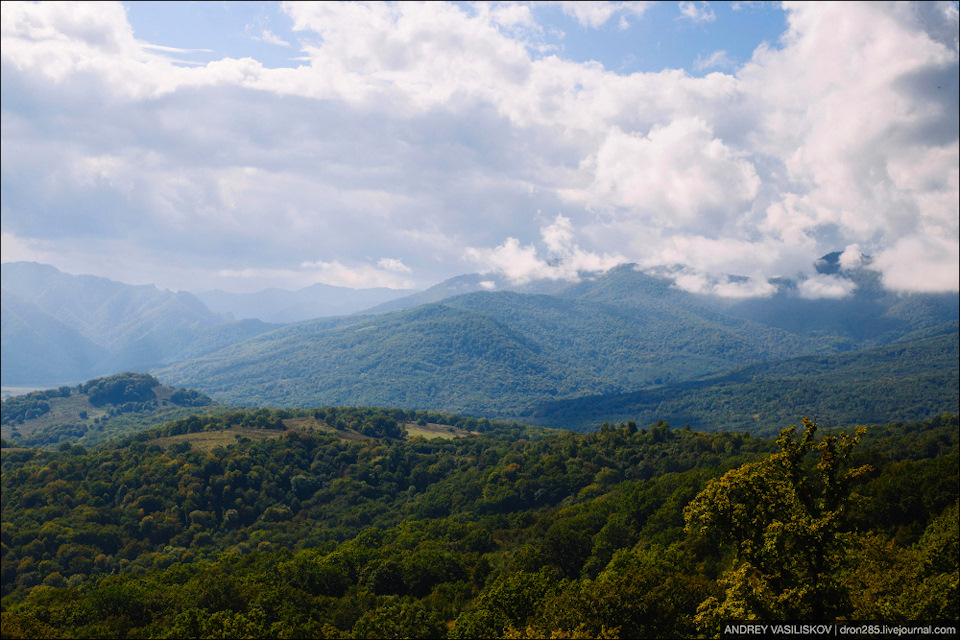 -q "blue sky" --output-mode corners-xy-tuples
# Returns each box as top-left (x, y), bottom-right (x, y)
(2, 1), (958, 297)
(121, 1), (788, 75)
